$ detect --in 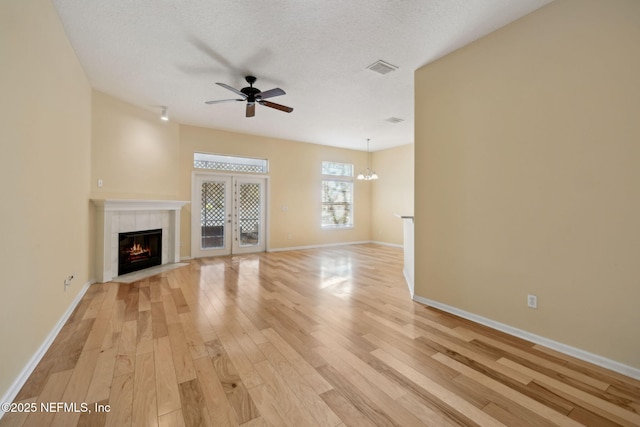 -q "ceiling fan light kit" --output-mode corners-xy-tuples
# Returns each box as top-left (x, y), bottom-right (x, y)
(205, 75), (294, 118)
